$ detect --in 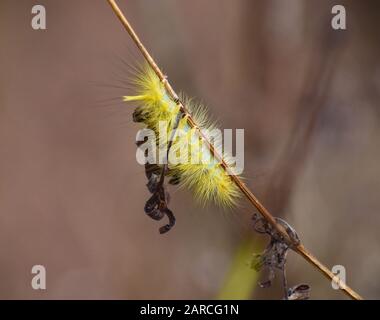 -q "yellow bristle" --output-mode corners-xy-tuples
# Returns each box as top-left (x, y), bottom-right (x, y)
(125, 64), (241, 207)
(124, 65), (180, 133)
